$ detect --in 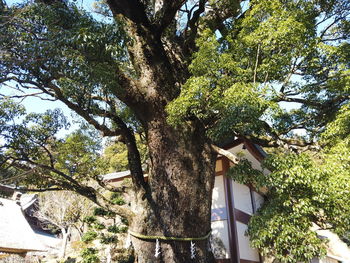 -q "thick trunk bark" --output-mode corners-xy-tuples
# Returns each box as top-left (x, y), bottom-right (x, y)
(105, 8), (216, 261)
(129, 114), (217, 262)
